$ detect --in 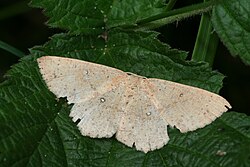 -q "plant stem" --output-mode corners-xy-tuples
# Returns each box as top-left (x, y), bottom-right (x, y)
(191, 2), (219, 66)
(133, 0), (217, 31)
(137, 0), (217, 26)
(0, 40), (25, 58)
(166, 0), (177, 11)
